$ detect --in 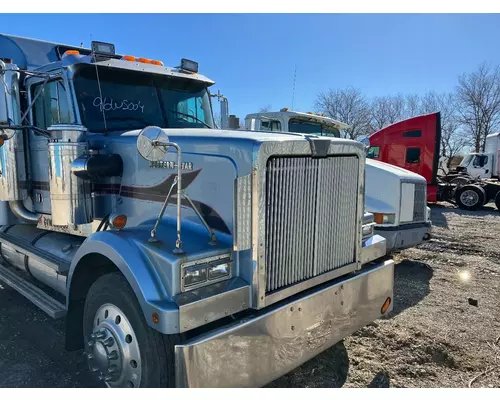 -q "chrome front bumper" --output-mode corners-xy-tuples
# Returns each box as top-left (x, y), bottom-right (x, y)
(376, 222), (432, 252)
(174, 259), (394, 387)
